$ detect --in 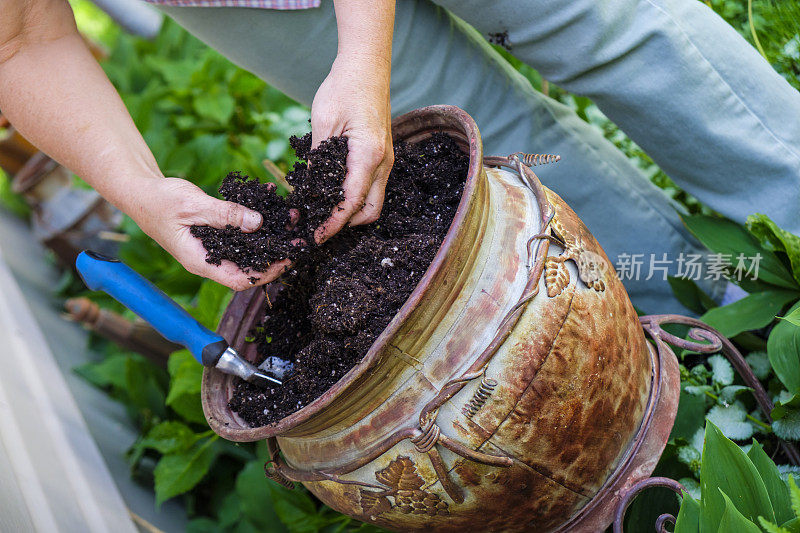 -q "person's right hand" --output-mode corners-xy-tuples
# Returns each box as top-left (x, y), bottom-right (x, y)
(128, 176), (292, 291)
